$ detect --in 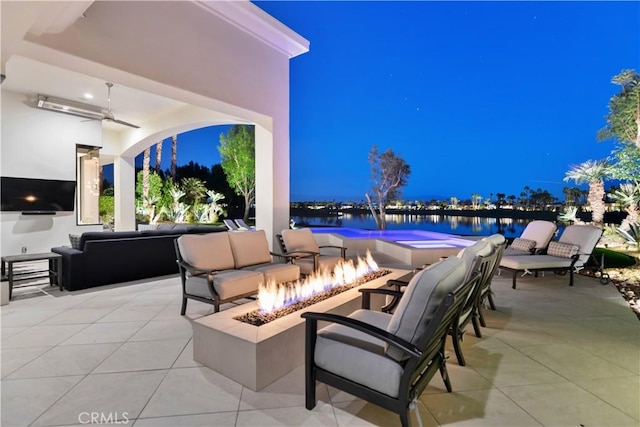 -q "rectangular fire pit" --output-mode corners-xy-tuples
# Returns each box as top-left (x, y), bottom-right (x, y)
(192, 268), (409, 391)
